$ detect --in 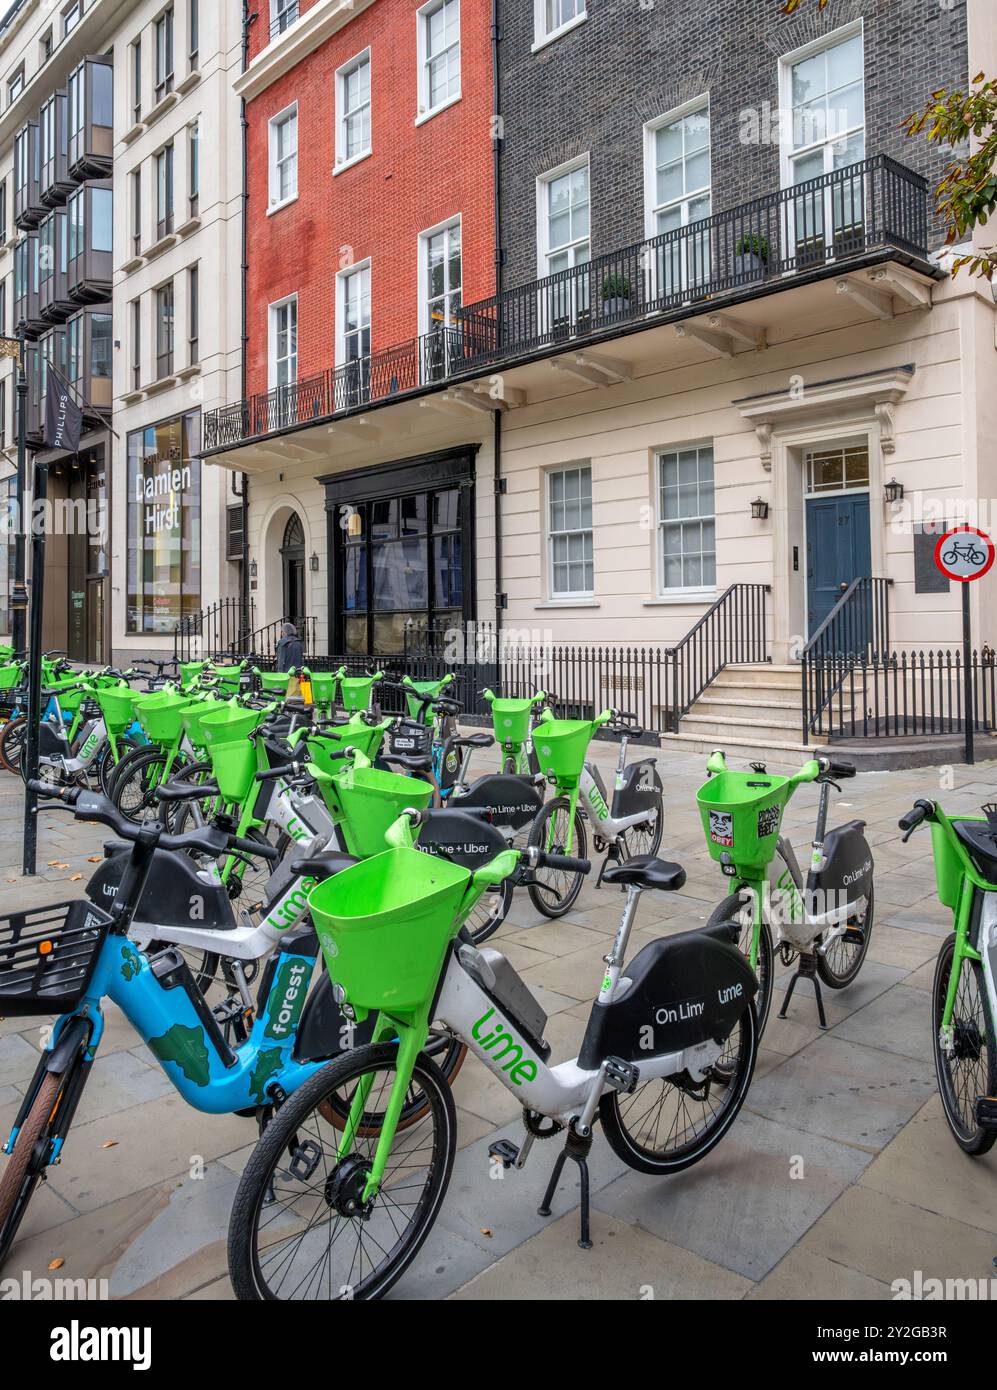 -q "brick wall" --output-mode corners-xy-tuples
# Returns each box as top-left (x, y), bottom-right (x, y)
(244, 0), (495, 400)
(498, 0), (969, 290)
